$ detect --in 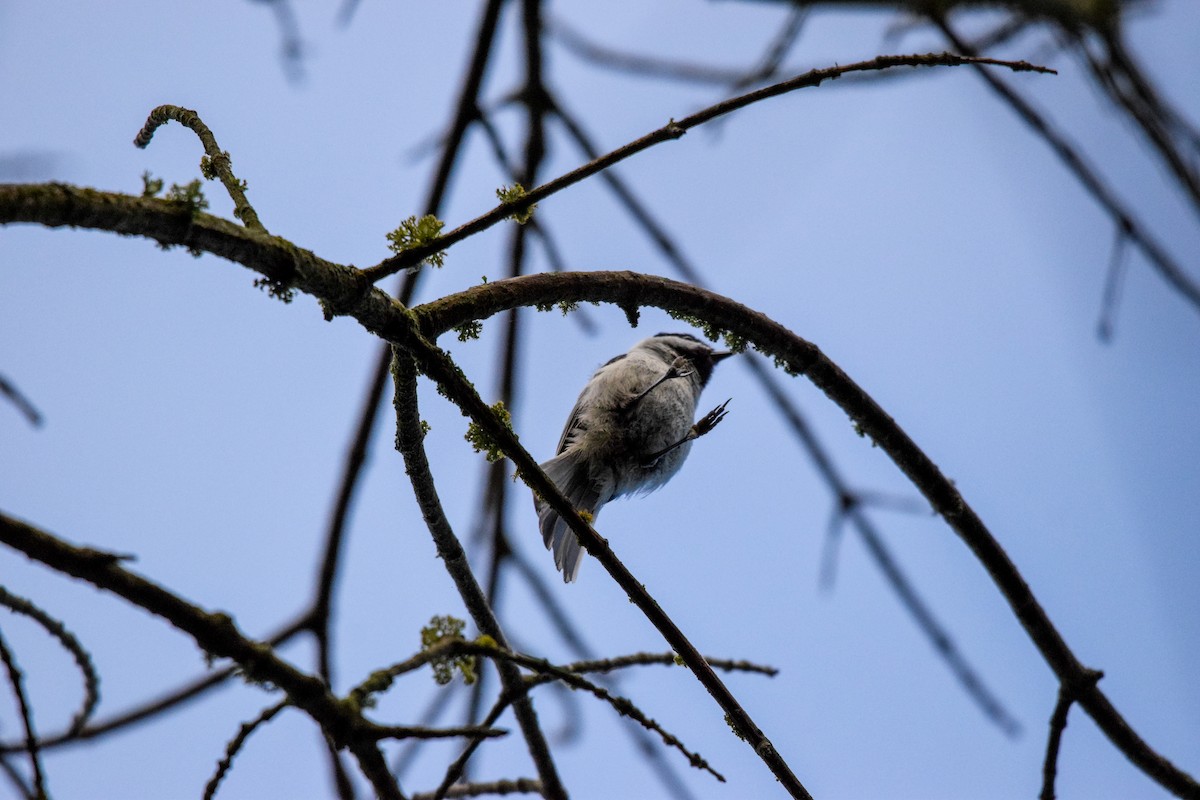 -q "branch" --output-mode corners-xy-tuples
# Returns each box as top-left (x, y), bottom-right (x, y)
(412, 778), (541, 800)
(548, 92), (1020, 735)
(204, 700), (289, 800)
(413, 270), (1200, 800)
(0, 586), (100, 736)
(933, 17), (1200, 317)
(134, 105), (267, 232)
(360, 52), (1053, 282)
(4, 184), (1195, 797)
(0, 627), (47, 799)
(2, 613), (308, 752)
(390, 353), (568, 800)
(392, 325), (814, 799)
(1040, 669), (1104, 800)
(0, 510), (405, 800)
(0, 374), (43, 427)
